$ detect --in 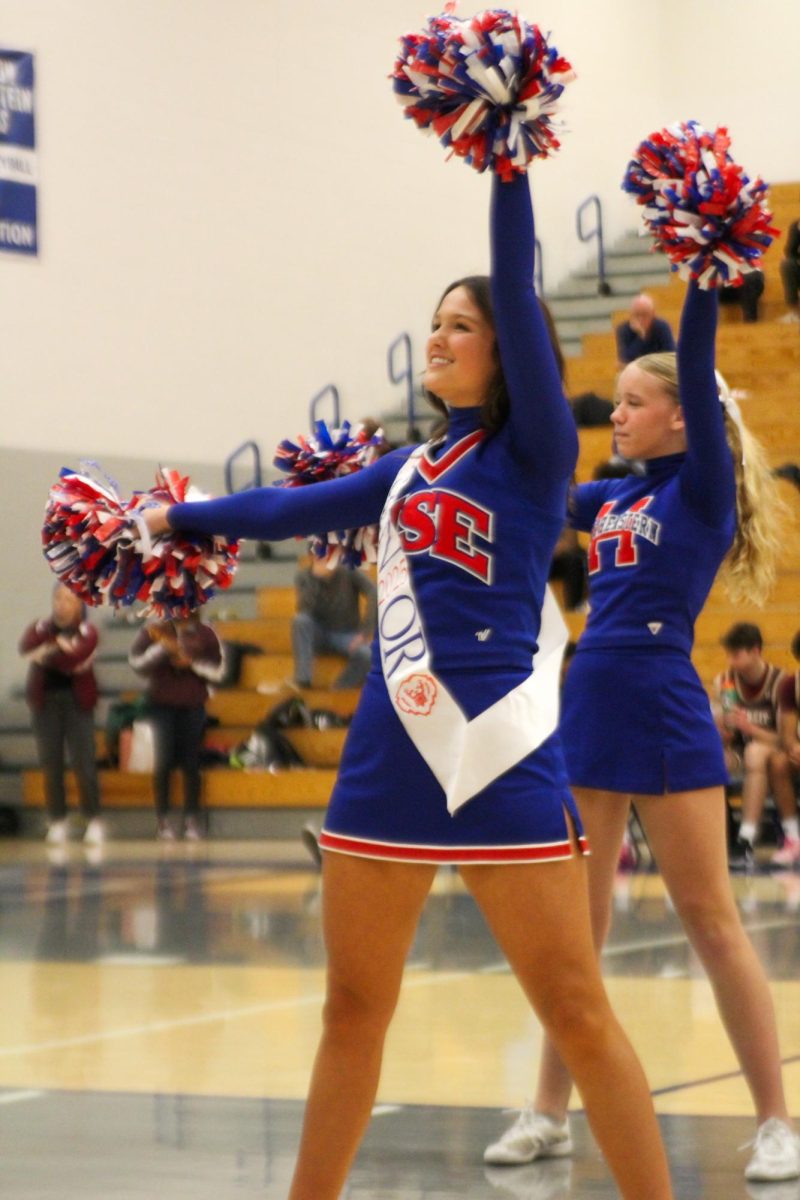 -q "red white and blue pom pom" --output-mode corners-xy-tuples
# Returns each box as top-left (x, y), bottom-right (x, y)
(43, 465), (240, 619)
(392, 8), (575, 180)
(622, 121), (778, 288)
(42, 466), (128, 607)
(273, 420), (383, 568)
